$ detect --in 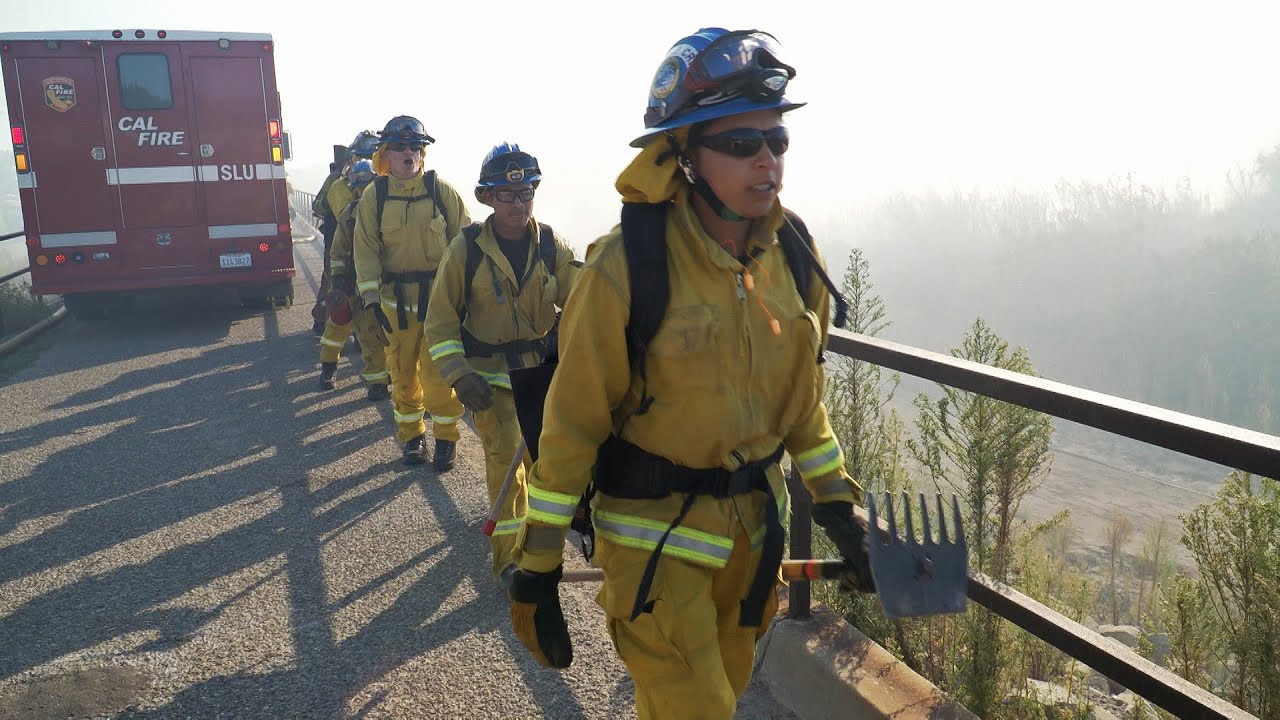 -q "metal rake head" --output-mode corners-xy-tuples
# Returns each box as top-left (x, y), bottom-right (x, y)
(867, 492), (969, 619)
